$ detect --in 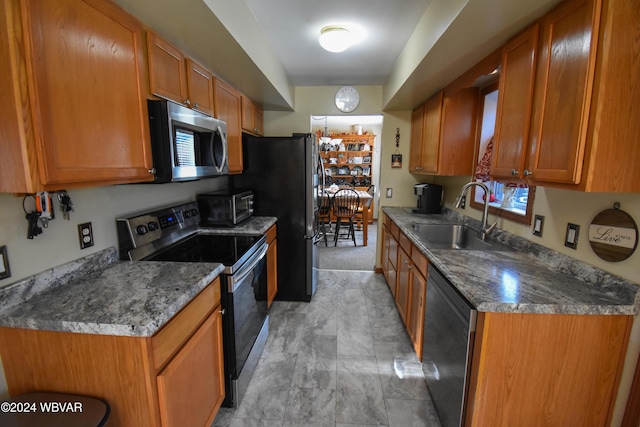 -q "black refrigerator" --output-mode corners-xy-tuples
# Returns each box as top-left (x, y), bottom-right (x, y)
(232, 133), (319, 302)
